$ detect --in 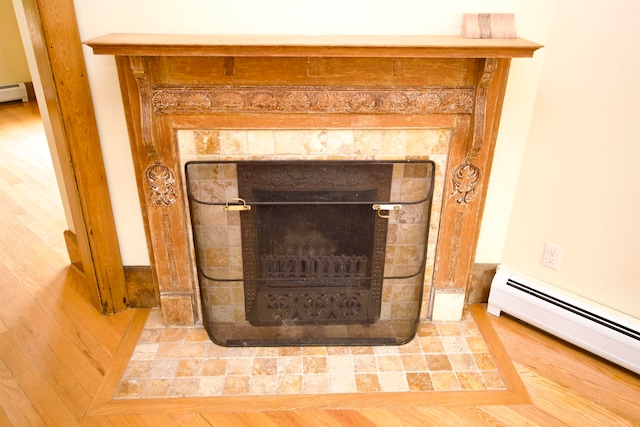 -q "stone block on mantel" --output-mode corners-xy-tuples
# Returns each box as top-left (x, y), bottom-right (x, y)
(462, 13), (517, 39)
